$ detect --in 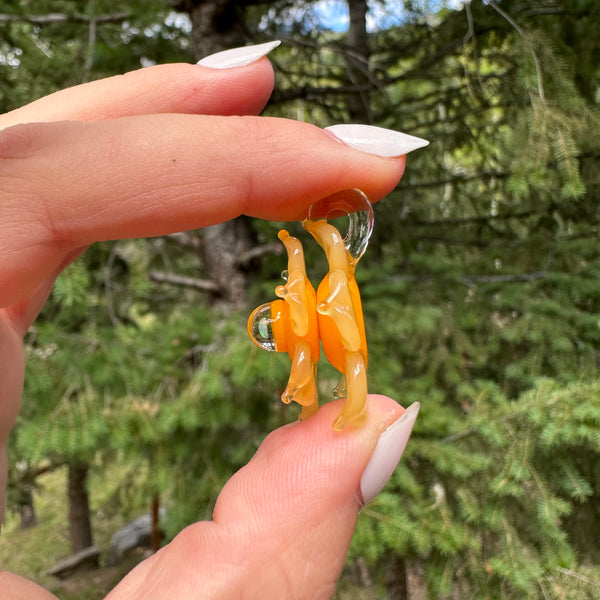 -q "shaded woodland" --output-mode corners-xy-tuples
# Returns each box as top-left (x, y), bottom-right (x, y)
(1, 0), (599, 598)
